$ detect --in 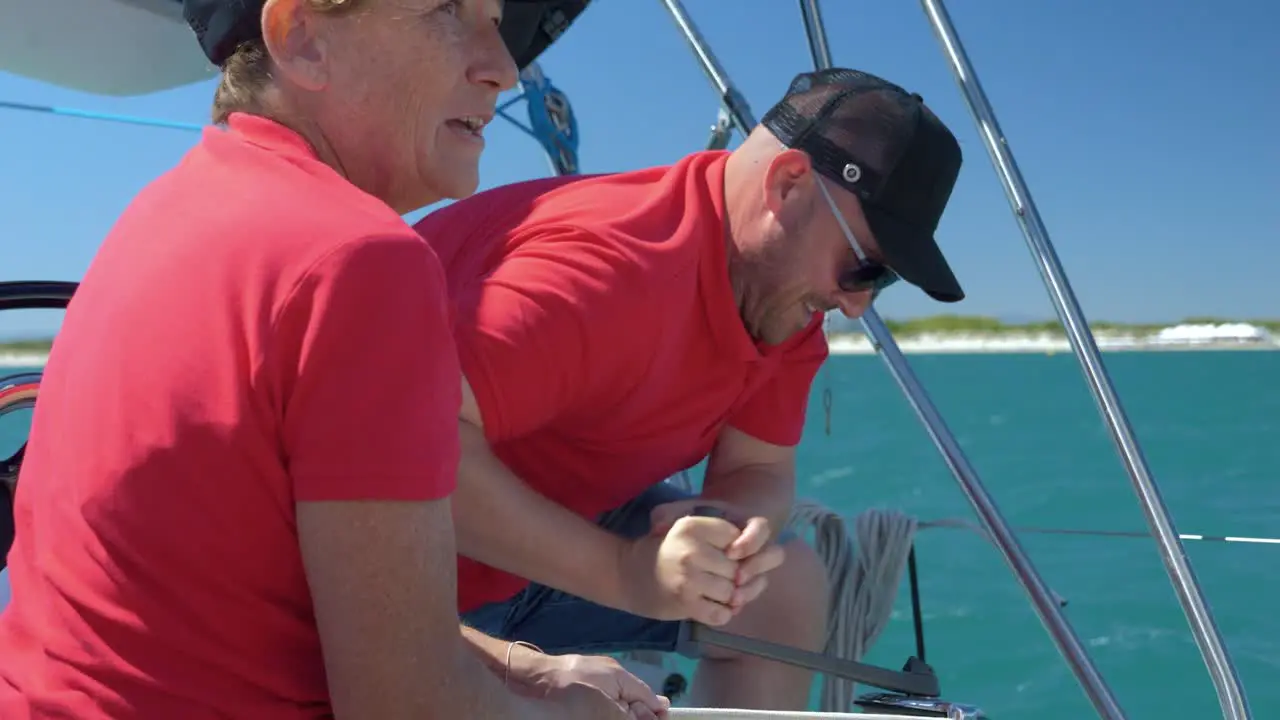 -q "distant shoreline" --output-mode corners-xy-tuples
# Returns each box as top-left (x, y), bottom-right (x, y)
(0, 353), (48, 369)
(3, 318), (1277, 367)
(825, 334), (1280, 355)
(7, 314), (1277, 364)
